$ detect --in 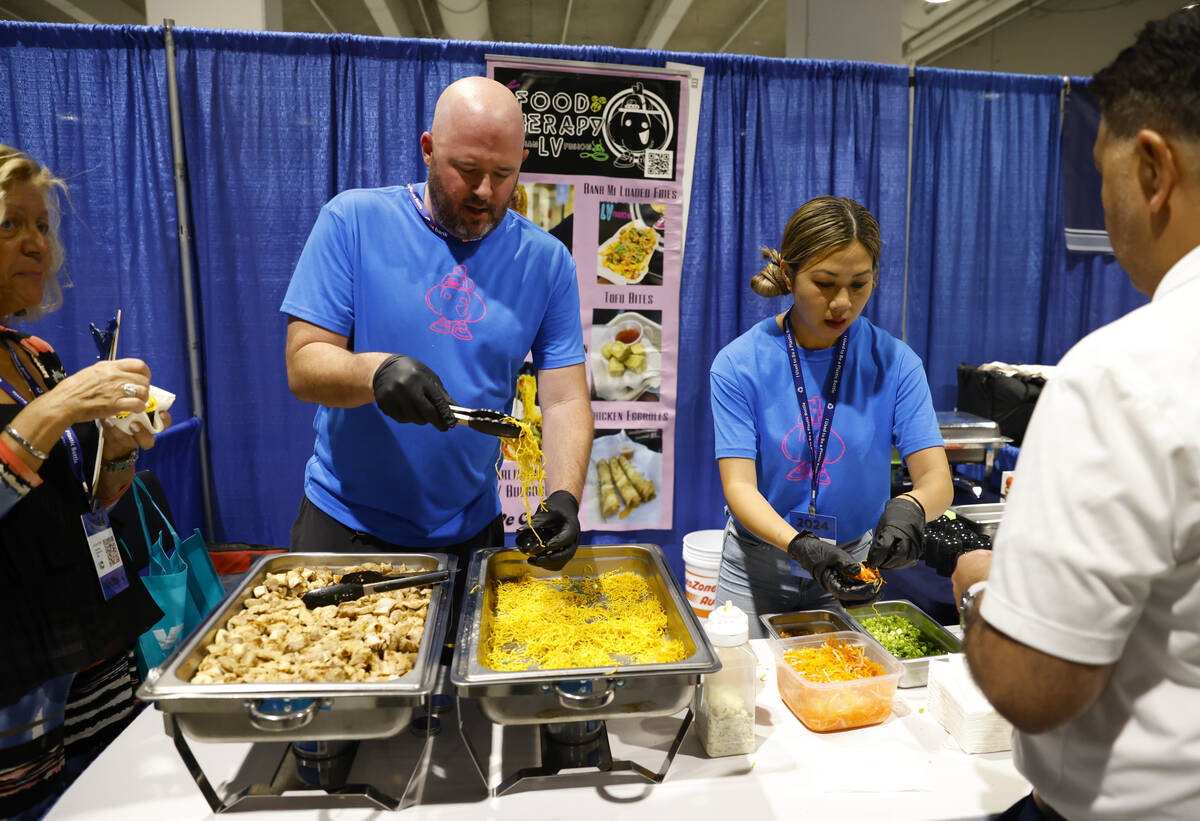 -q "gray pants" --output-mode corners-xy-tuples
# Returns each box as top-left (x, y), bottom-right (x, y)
(712, 518), (869, 639)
